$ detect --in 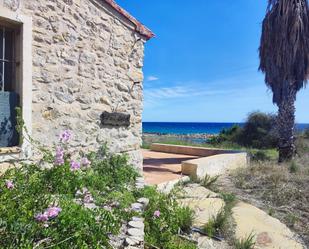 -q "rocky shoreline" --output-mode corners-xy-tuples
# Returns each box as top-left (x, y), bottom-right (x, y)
(142, 132), (217, 147)
(143, 132), (217, 139)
